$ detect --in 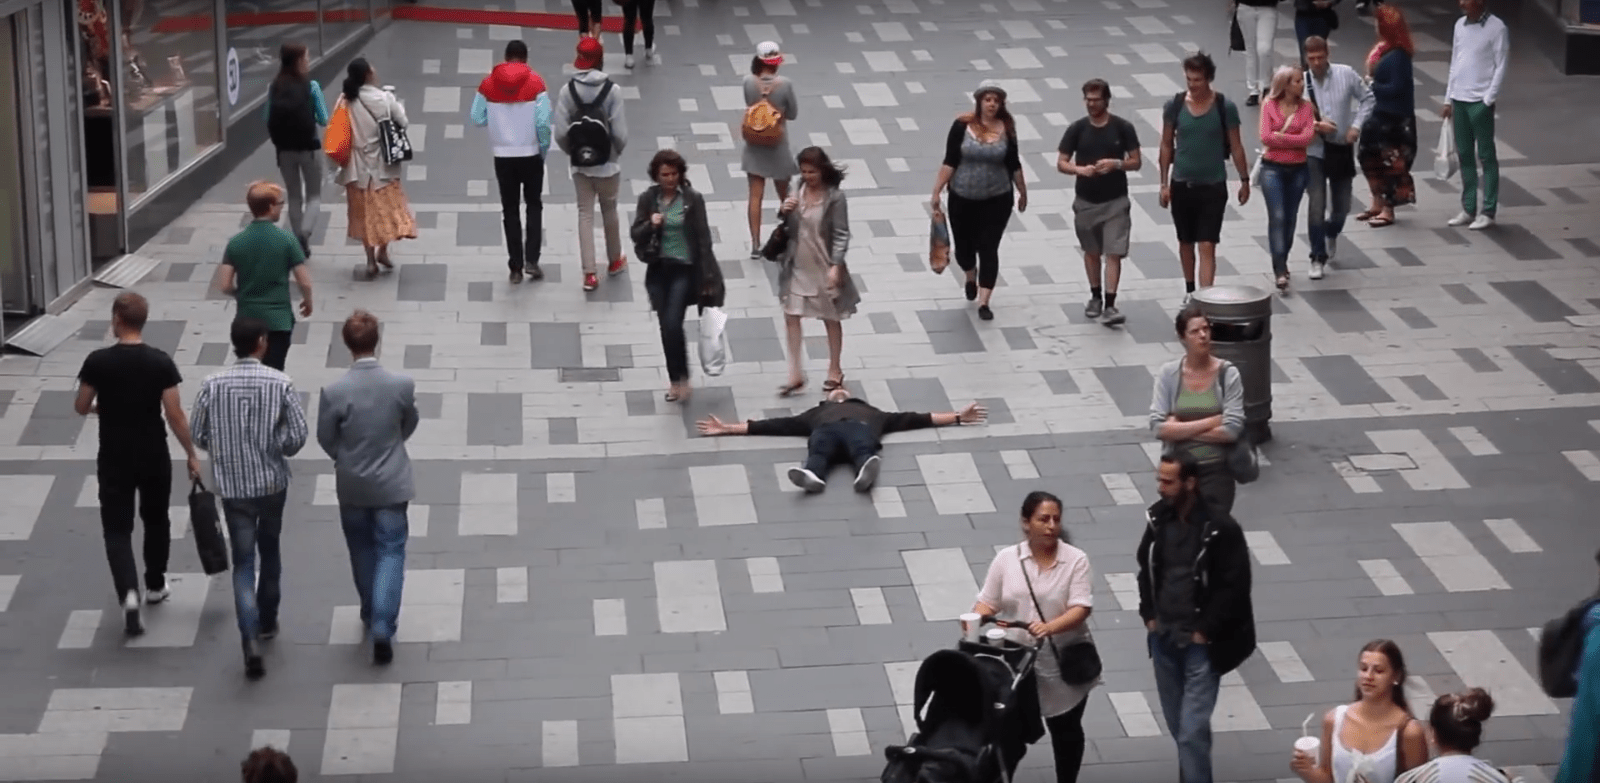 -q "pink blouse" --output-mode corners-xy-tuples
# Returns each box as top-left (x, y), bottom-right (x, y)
(1260, 99), (1317, 165)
